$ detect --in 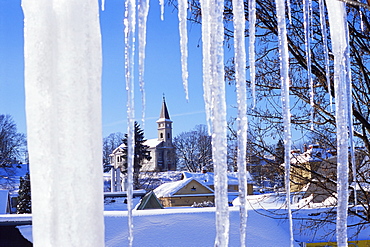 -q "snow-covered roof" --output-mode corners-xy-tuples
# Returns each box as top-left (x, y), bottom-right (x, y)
(154, 177), (213, 198)
(111, 139), (162, 155)
(144, 139), (162, 148)
(291, 145), (334, 164)
(182, 172), (254, 185)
